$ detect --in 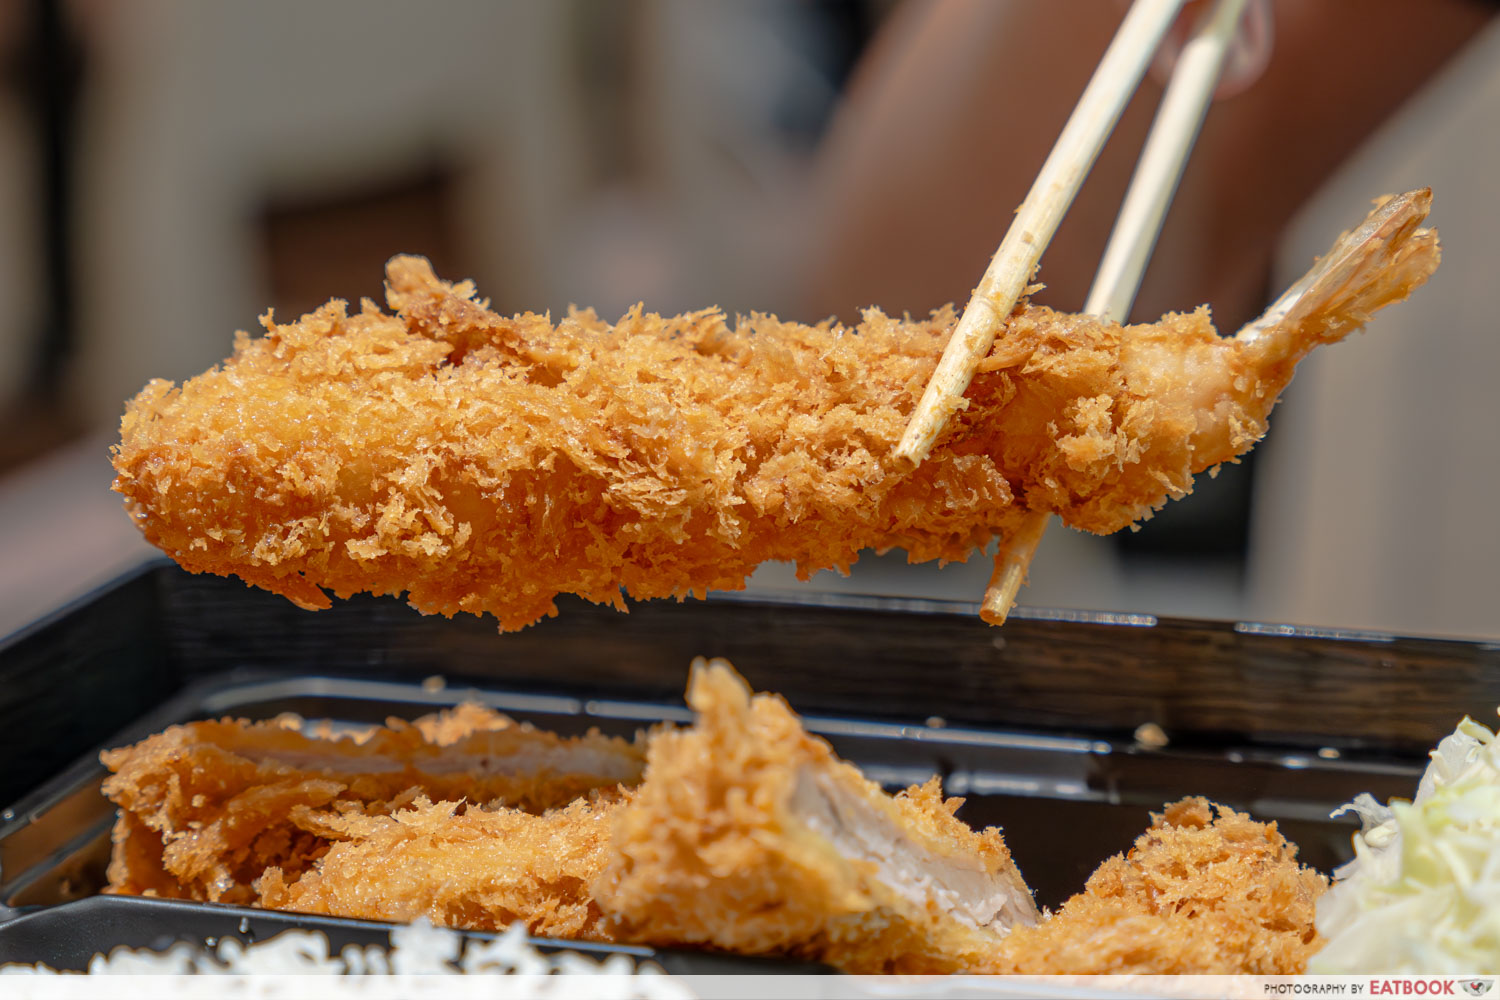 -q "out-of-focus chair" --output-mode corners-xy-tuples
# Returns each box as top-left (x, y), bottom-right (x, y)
(7, 0), (596, 628)
(68, 0), (591, 425)
(0, 89), (39, 412)
(0, 0), (43, 421)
